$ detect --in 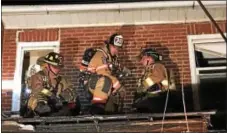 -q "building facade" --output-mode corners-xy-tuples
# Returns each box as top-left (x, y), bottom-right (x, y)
(1, 1), (226, 112)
